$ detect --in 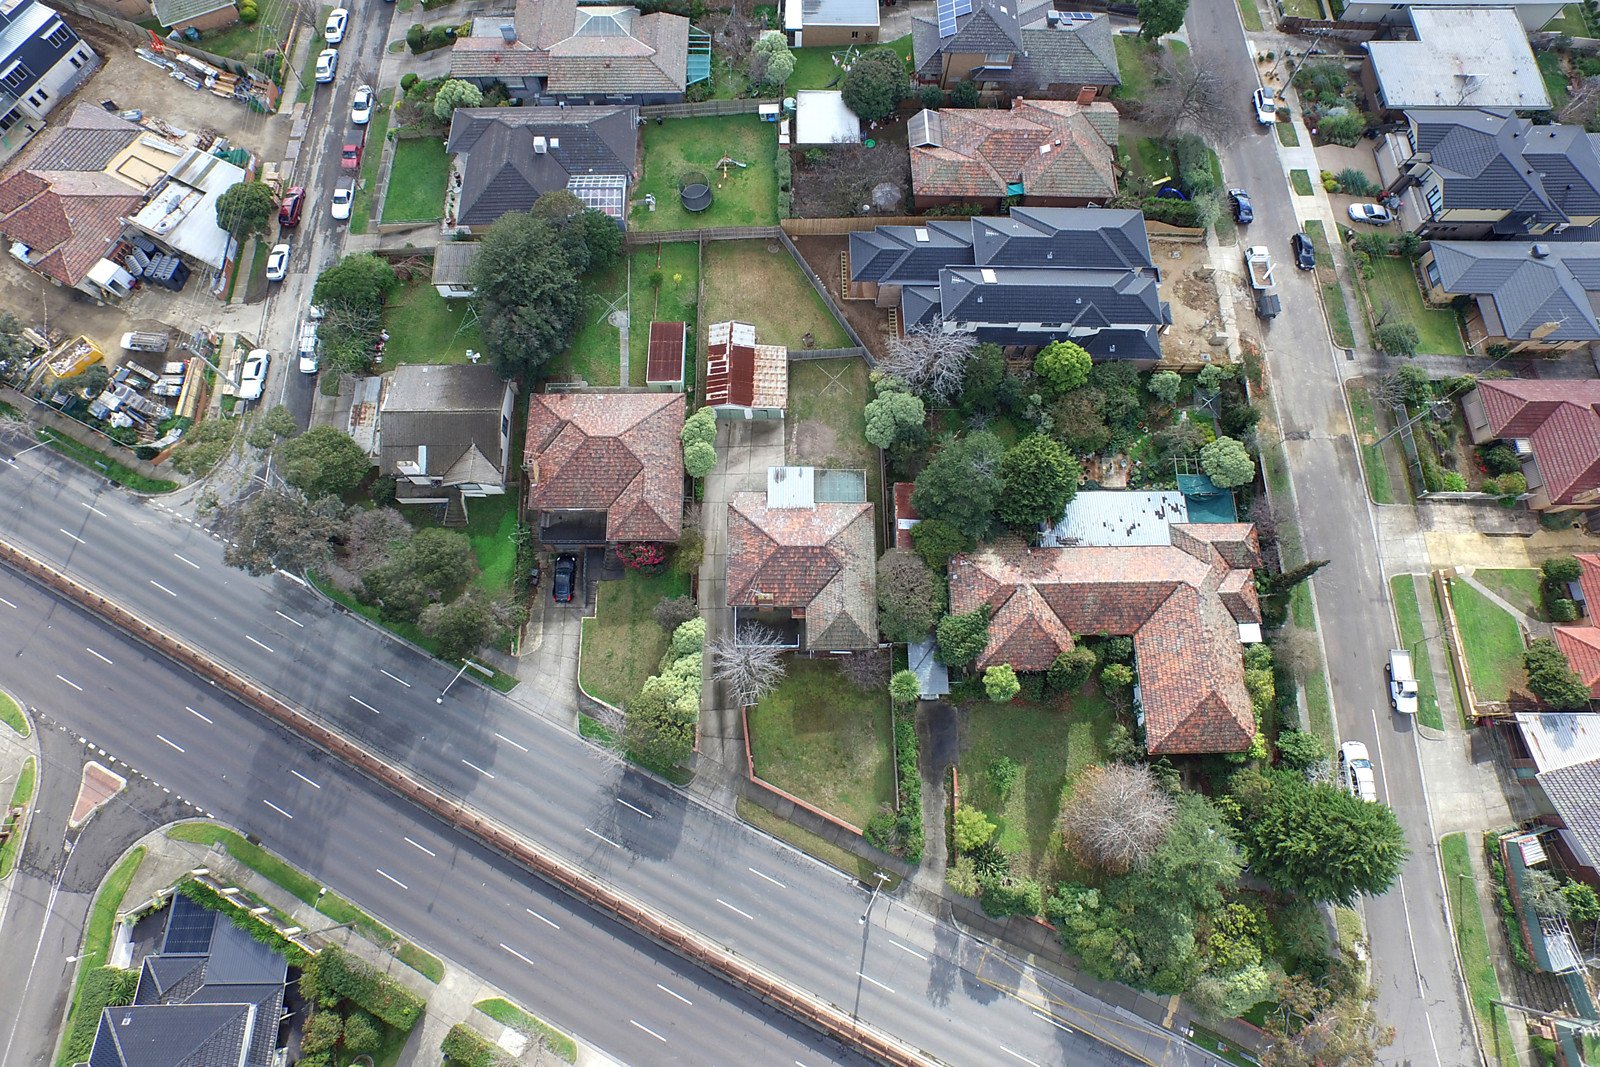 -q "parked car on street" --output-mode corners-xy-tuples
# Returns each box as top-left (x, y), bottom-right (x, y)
(324, 7), (348, 43)
(315, 49), (338, 83)
(1339, 741), (1379, 803)
(236, 349), (269, 402)
(1253, 87), (1277, 126)
(350, 85), (373, 125)
(341, 142), (362, 170)
(1228, 188), (1253, 224)
(331, 178), (354, 221)
(297, 321), (320, 375)
(1347, 202), (1393, 225)
(265, 243), (289, 282)
(1387, 648), (1419, 715)
(1291, 231), (1315, 271)
(278, 186), (304, 227)
(552, 555), (578, 603)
